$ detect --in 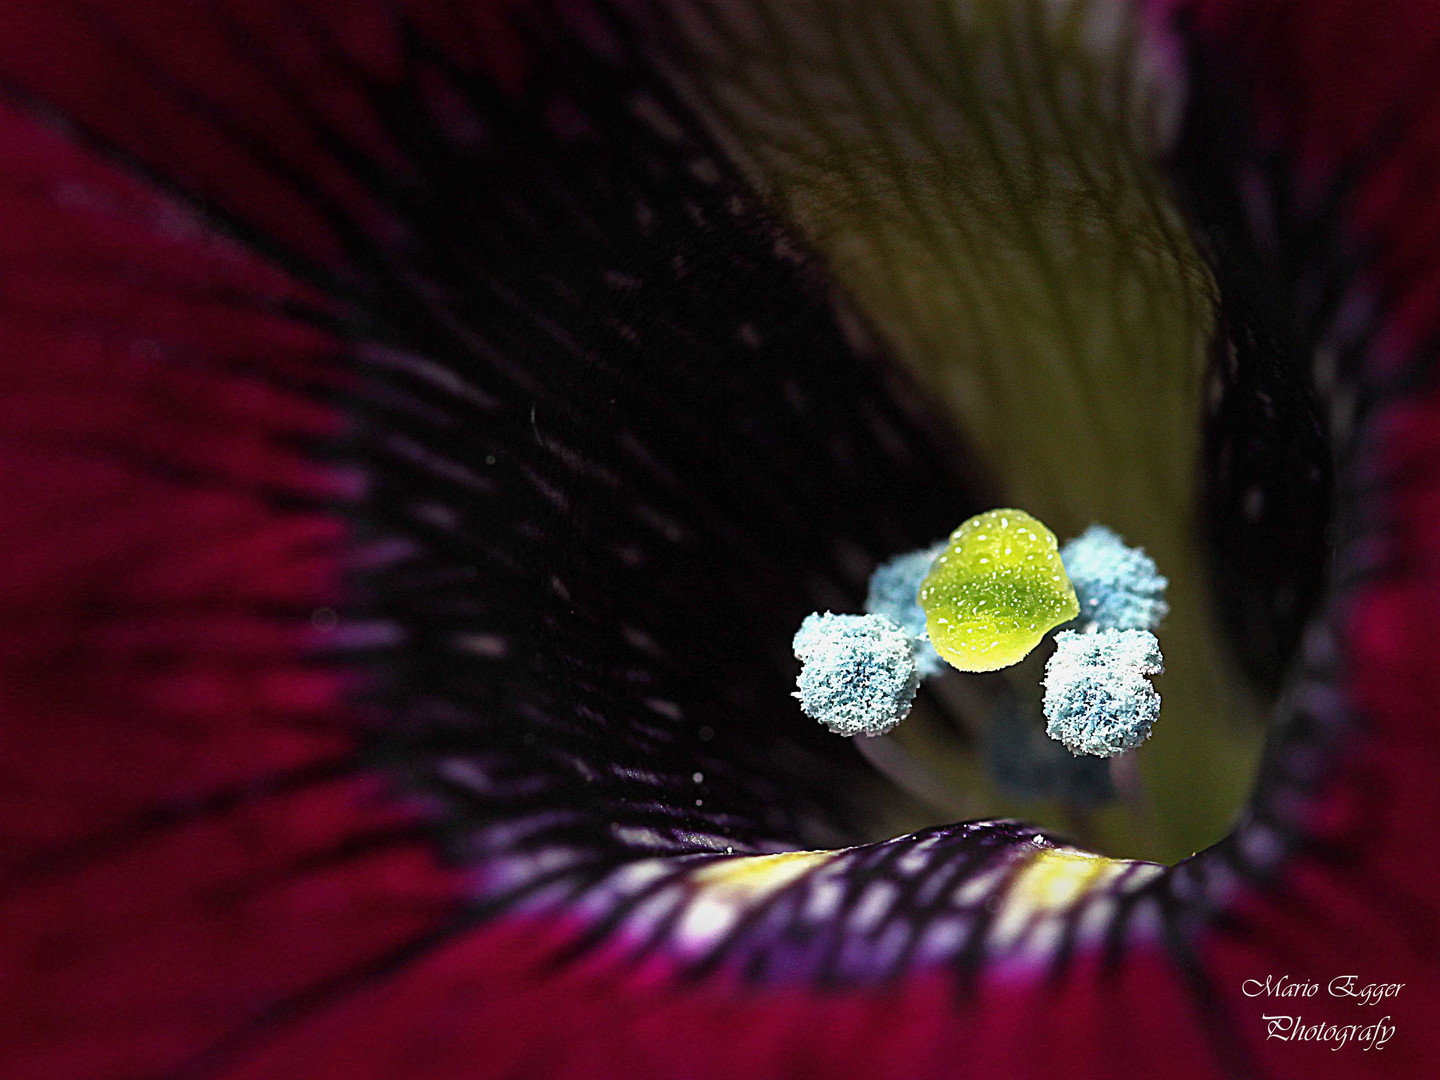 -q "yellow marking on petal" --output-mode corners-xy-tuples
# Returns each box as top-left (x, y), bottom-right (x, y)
(677, 850), (838, 948)
(989, 846), (1140, 951)
(690, 849), (836, 897)
(1011, 847), (1127, 909)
